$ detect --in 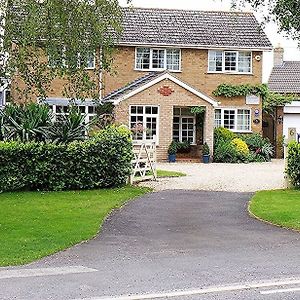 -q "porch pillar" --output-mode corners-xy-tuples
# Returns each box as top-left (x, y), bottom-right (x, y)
(203, 106), (214, 155)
